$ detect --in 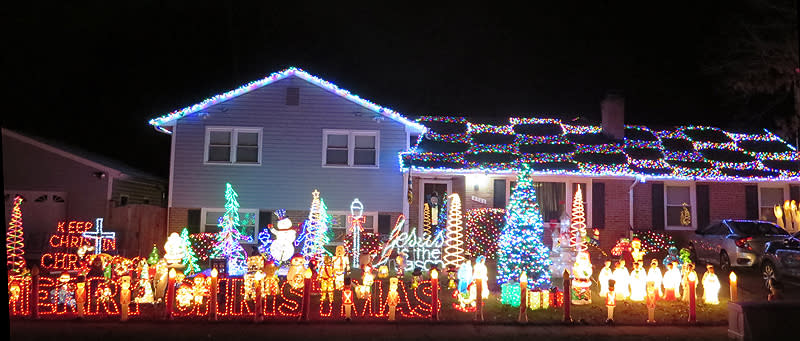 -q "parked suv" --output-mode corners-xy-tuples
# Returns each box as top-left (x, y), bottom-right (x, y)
(761, 232), (800, 288)
(690, 220), (791, 273)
